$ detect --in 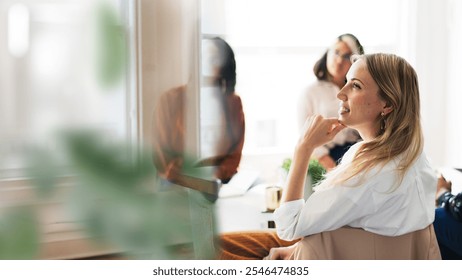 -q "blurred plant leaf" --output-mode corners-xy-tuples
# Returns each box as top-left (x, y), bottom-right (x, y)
(0, 207), (39, 260)
(95, 1), (126, 88)
(60, 130), (215, 259)
(26, 148), (60, 198)
(24, 129), (217, 259)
